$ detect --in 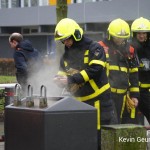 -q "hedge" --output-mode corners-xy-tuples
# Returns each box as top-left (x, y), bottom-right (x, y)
(0, 58), (15, 76)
